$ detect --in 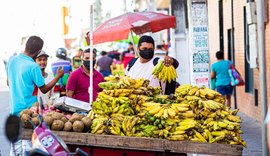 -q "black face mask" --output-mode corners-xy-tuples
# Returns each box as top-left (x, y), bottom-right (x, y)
(83, 60), (95, 70)
(139, 49), (154, 60)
